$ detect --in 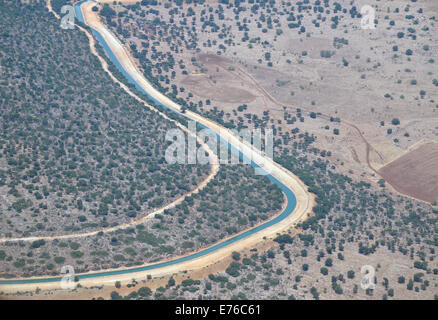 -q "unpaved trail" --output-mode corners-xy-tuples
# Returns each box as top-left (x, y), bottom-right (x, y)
(228, 62), (385, 171)
(0, 0), (313, 294)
